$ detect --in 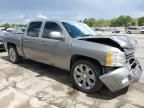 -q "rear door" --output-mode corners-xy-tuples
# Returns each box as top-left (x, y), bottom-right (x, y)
(23, 21), (43, 60)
